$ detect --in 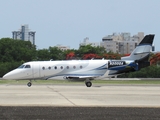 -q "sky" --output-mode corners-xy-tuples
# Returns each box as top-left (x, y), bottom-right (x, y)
(0, 0), (160, 51)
